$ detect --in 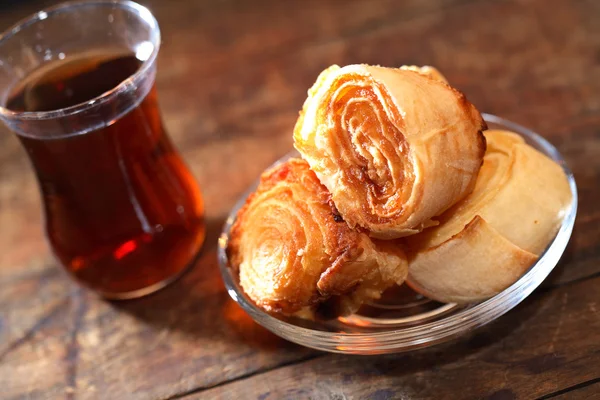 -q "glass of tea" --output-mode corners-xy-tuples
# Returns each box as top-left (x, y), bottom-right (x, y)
(0, 1), (205, 299)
